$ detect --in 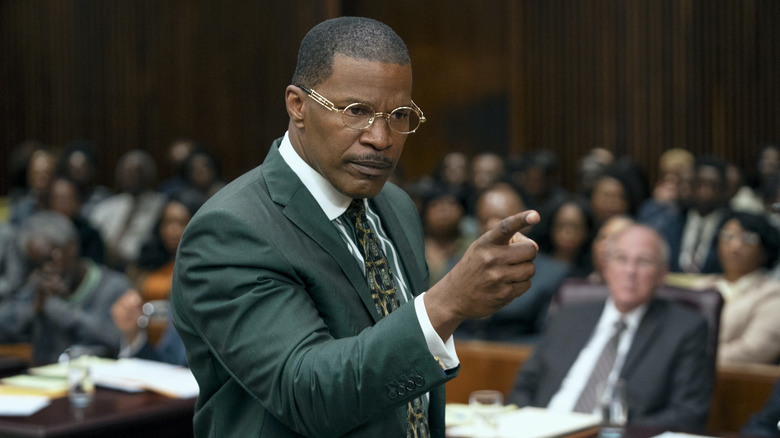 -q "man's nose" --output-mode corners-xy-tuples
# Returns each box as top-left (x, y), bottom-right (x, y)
(360, 117), (393, 150)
